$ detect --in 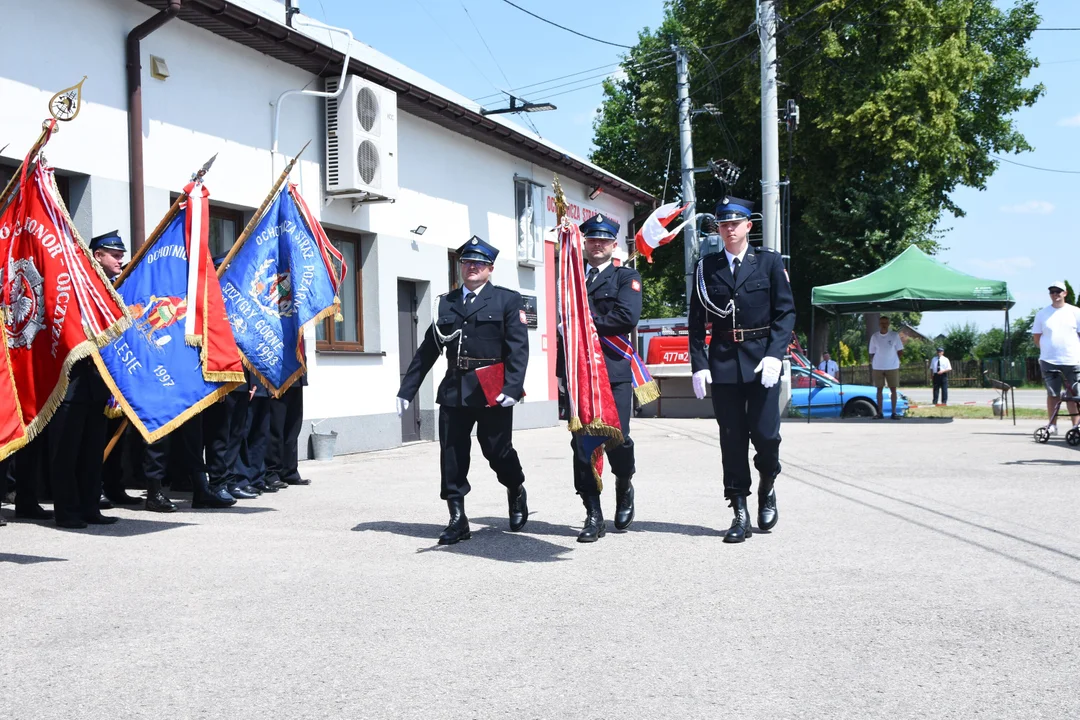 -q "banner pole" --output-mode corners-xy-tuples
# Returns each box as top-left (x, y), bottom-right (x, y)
(103, 419), (128, 462)
(217, 140), (310, 278)
(112, 153), (218, 288)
